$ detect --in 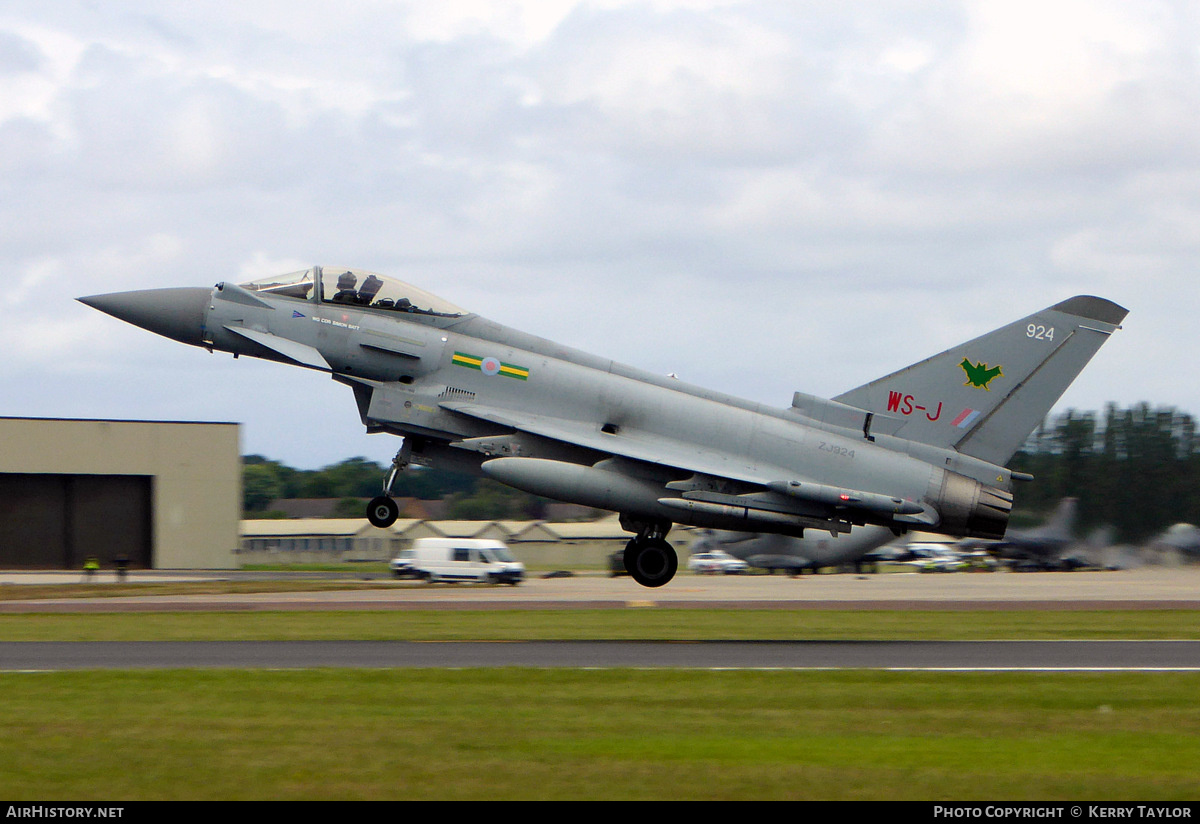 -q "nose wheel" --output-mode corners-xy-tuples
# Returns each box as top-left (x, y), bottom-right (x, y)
(623, 536), (678, 588)
(367, 442), (411, 528)
(367, 495), (400, 528)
